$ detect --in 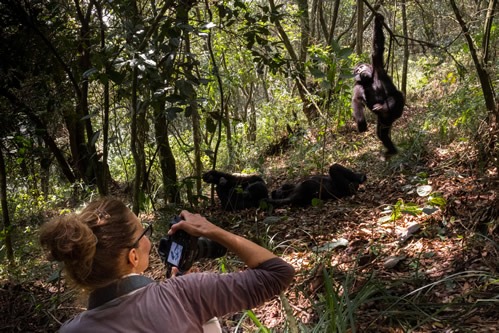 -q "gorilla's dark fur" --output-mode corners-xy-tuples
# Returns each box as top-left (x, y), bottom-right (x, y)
(202, 170), (269, 211)
(270, 183), (296, 200)
(267, 164), (366, 207)
(352, 13), (405, 158)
